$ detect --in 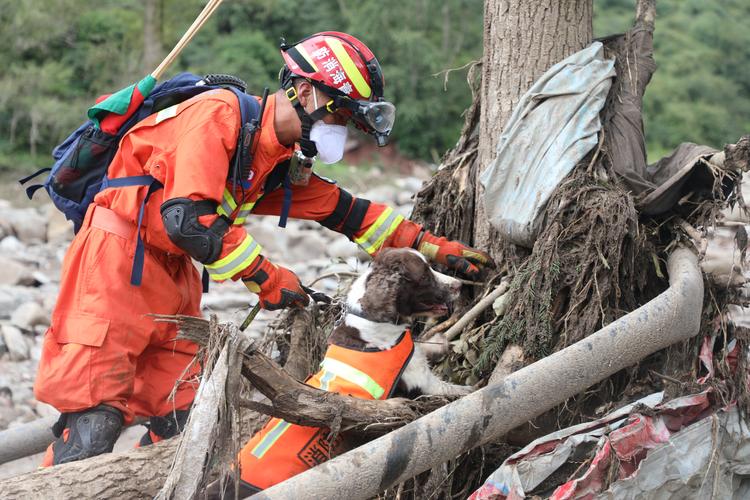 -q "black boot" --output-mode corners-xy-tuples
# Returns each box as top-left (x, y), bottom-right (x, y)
(50, 404), (123, 465)
(138, 408), (190, 446)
